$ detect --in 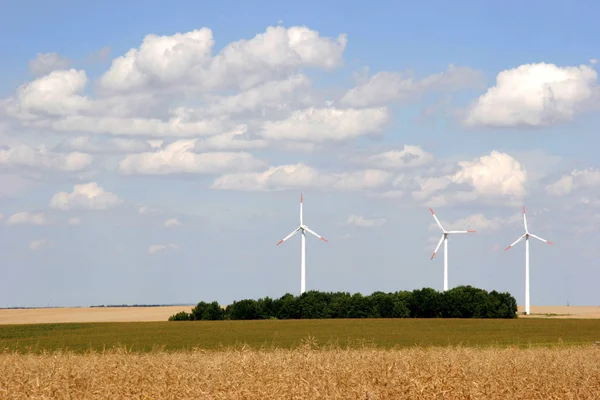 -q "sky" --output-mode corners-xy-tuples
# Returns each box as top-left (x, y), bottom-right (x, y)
(1, 0), (599, 308)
